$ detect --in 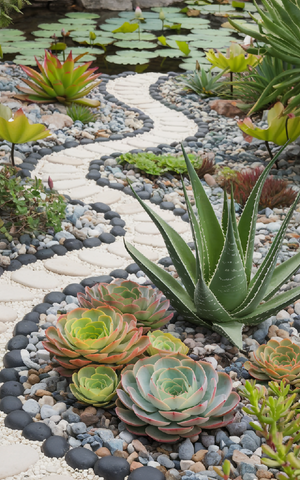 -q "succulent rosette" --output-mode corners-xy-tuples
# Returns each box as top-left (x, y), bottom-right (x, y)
(77, 280), (173, 329)
(147, 330), (189, 356)
(245, 338), (300, 387)
(43, 306), (150, 373)
(70, 365), (119, 408)
(116, 354), (239, 442)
